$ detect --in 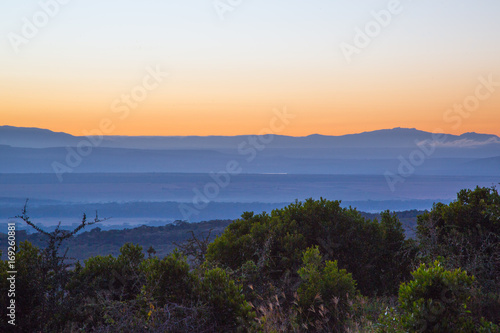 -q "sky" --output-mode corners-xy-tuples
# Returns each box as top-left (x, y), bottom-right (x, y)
(1, 0), (500, 137)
